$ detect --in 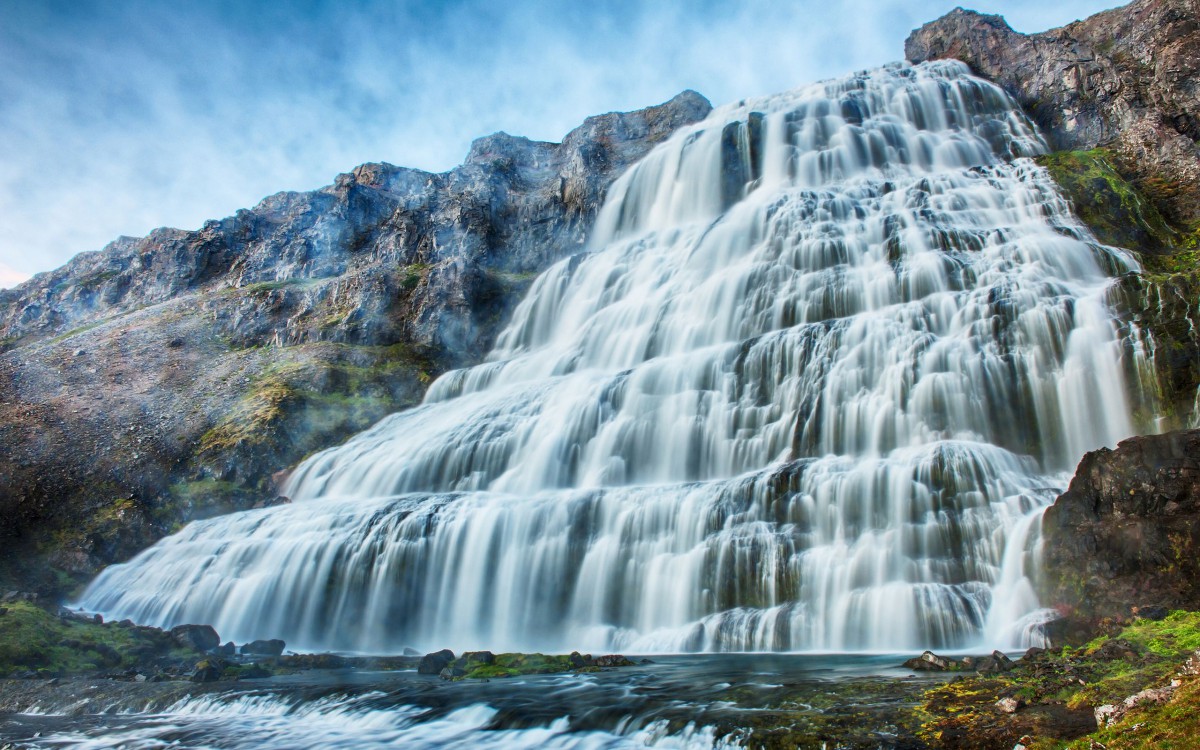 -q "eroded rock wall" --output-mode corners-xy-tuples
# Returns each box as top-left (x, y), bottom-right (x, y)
(0, 91), (711, 594)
